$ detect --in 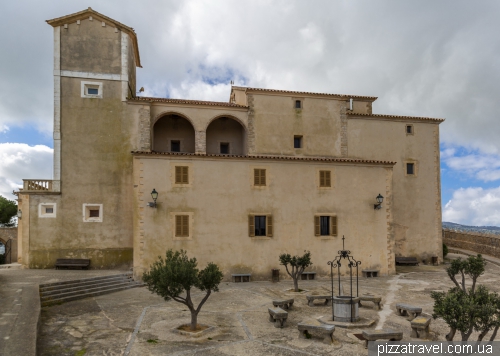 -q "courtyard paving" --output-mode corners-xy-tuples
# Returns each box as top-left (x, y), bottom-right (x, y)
(30, 253), (500, 356)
